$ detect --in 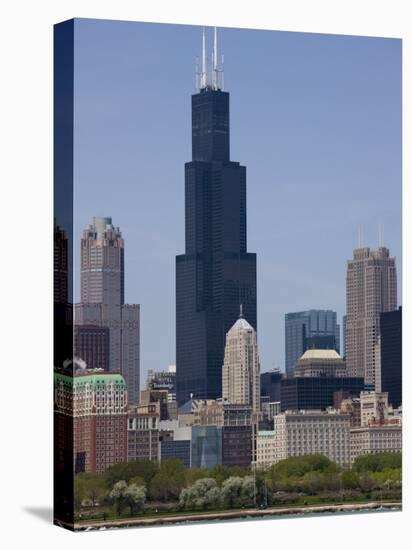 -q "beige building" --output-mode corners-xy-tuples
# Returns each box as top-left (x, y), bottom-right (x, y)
(294, 349), (347, 377)
(256, 431), (276, 469)
(350, 425), (402, 464)
(272, 410), (351, 469)
(360, 391), (389, 426)
(222, 310), (260, 414)
(345, 246), (397, 388)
